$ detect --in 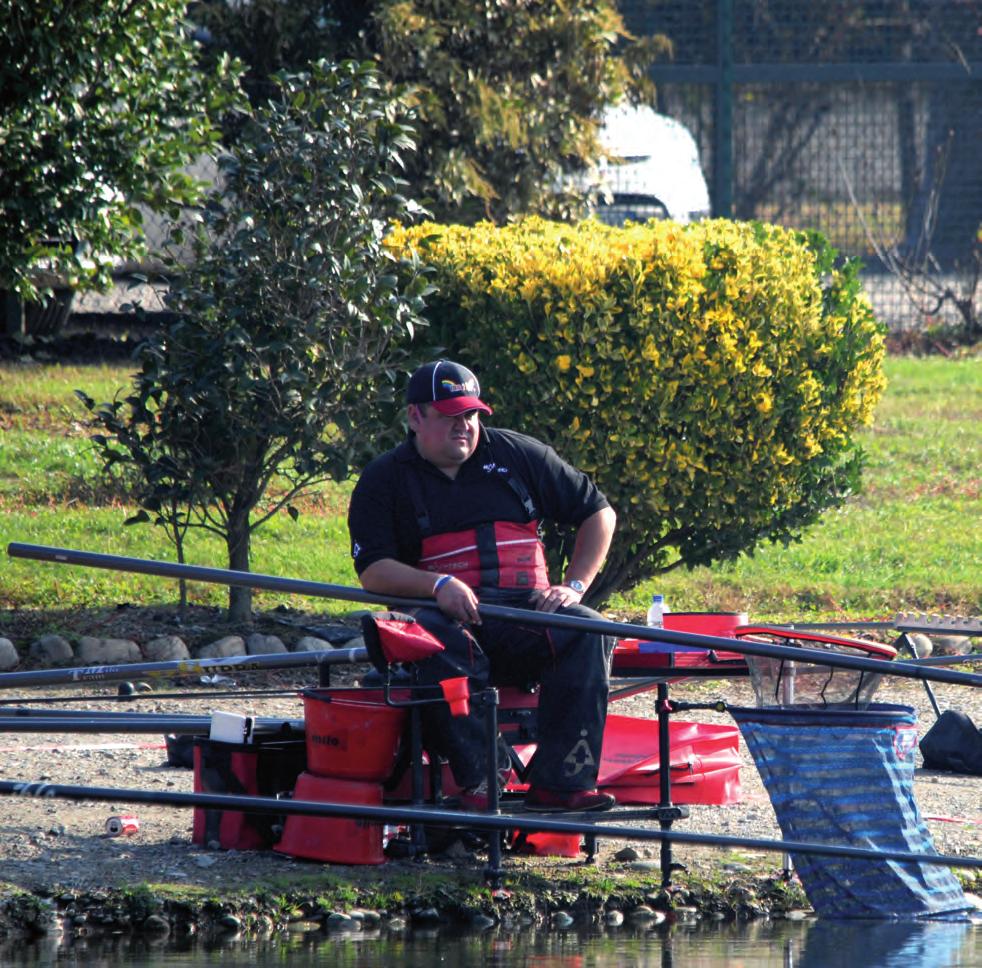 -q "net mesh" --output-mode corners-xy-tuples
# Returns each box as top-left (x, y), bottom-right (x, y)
(745, 648), (887, 709)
